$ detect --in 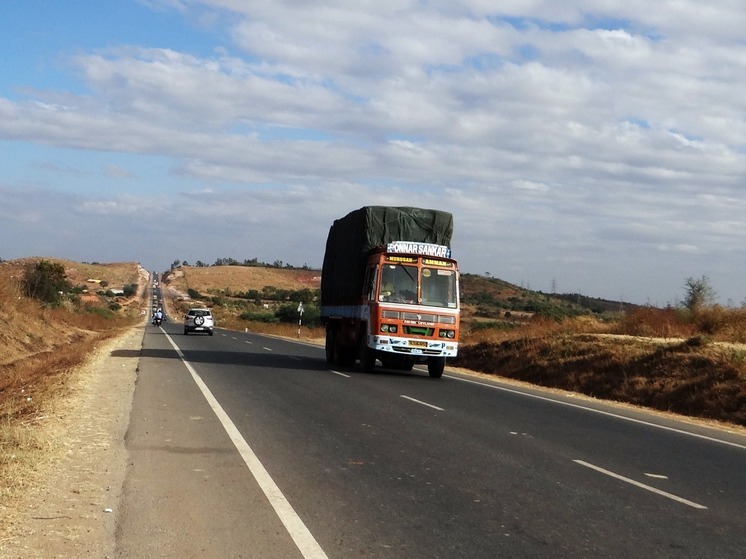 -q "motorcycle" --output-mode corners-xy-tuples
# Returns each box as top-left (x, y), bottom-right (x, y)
(152, 315), (163, 326)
